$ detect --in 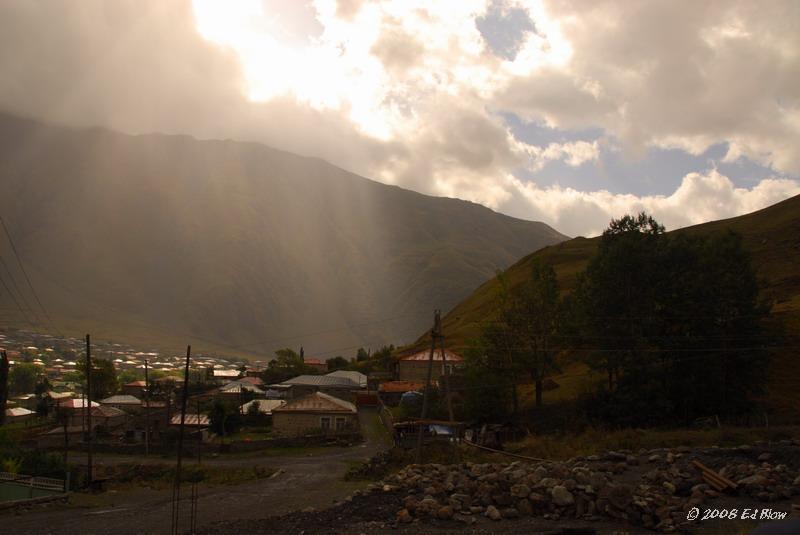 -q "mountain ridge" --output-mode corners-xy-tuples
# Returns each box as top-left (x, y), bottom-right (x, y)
(0, 112), (566, 358)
